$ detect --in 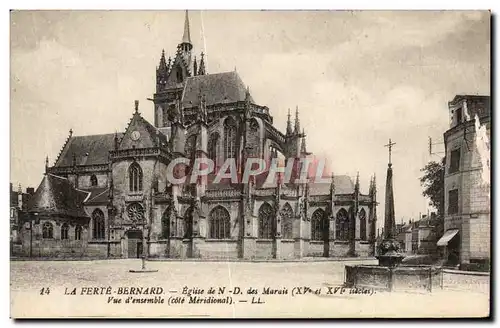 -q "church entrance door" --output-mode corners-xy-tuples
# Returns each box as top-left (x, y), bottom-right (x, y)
(127, 229), (143, 258)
